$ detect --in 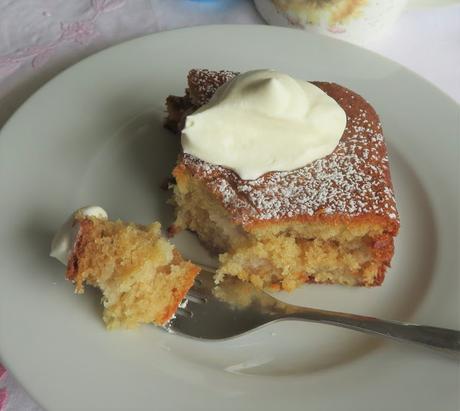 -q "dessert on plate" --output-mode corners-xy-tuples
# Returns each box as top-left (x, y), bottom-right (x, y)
(166, 69), (399, 291)
(50, 207), (200, 329)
